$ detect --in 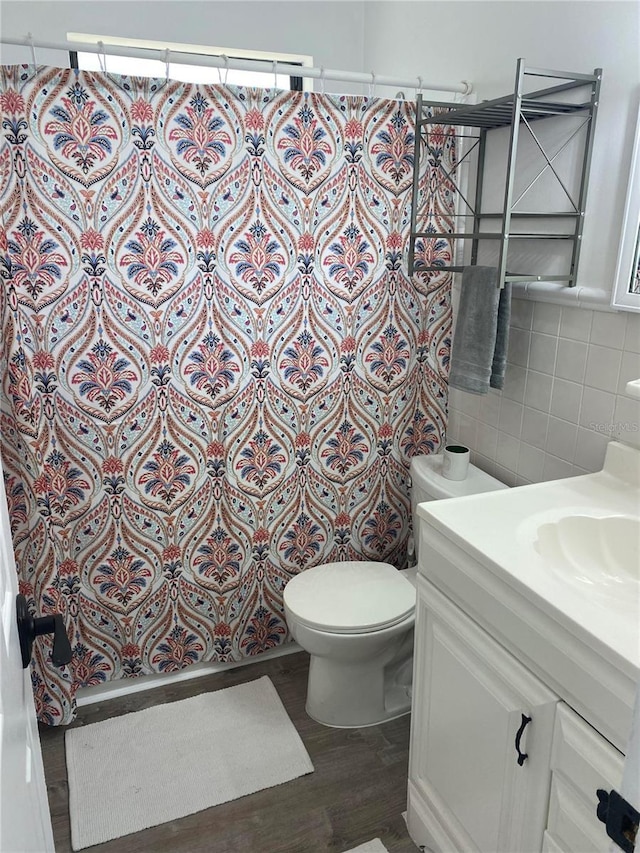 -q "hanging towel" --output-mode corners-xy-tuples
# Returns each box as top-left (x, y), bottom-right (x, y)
(448, 266), (512, 394)
(490, 275), (511, 390)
